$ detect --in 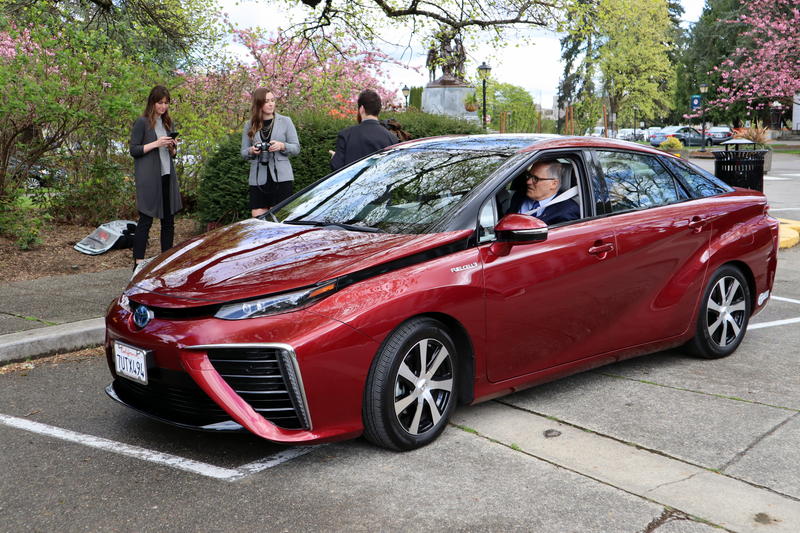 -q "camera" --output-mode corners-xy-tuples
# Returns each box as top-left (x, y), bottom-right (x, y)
(254, 141), (271, 165)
